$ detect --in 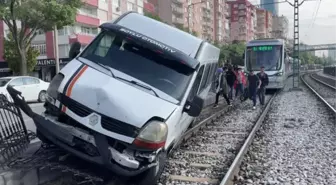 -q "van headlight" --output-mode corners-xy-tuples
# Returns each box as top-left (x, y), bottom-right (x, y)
(46, 73), (64, 103)
(133, 120), (168, 150)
